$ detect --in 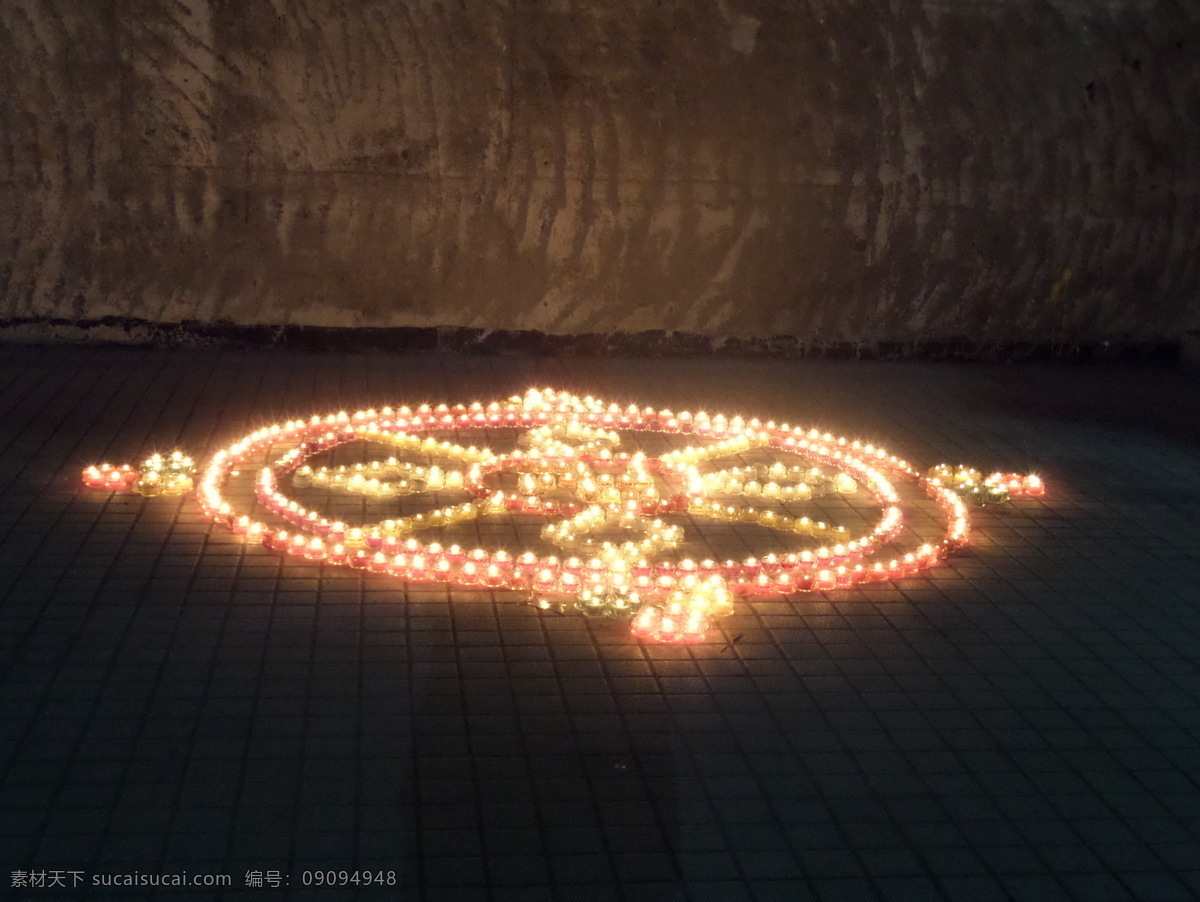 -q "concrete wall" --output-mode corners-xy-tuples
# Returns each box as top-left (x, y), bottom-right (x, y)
(2, 0), (1198, 345)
